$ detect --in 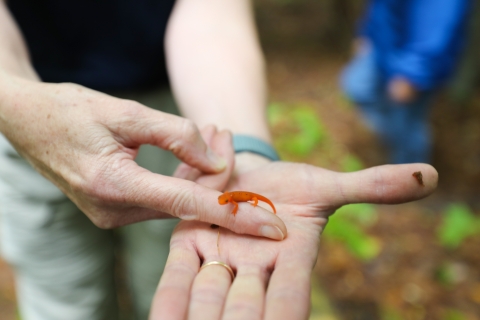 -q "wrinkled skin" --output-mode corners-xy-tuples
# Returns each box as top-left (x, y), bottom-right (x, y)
(151, 160), (438, 320)
(1, 79), (287, 238)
